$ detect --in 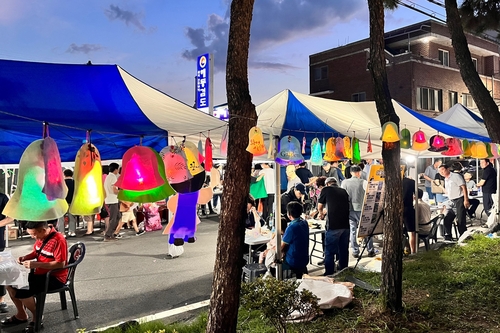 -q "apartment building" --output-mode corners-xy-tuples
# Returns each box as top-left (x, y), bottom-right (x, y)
(309, 19), (500, 116)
